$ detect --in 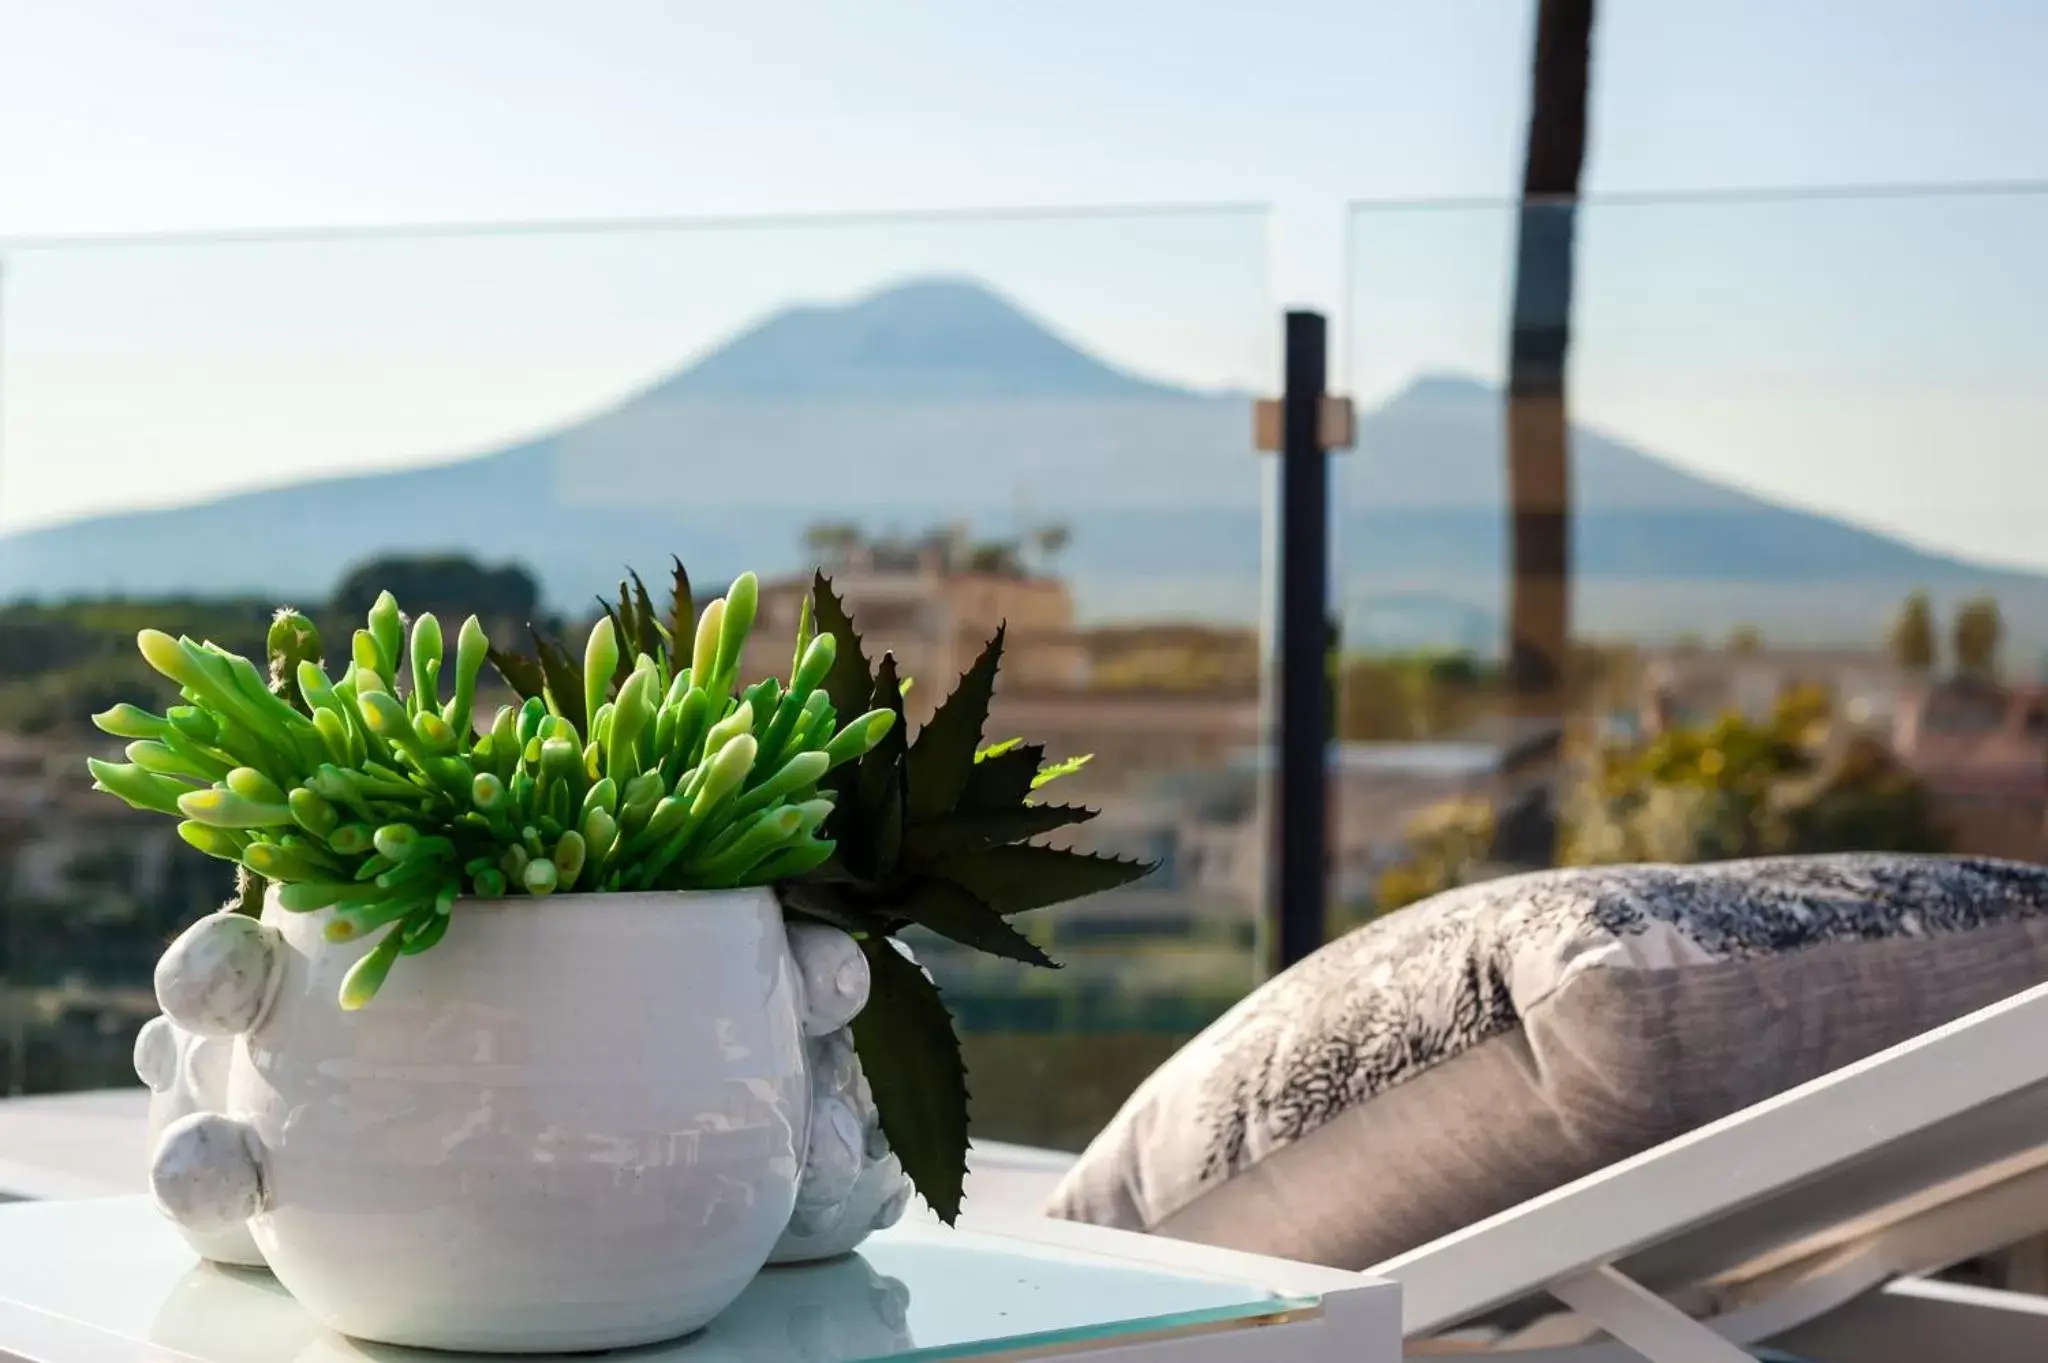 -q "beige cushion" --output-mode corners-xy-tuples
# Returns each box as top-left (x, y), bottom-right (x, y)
(1046, 855), (2048, 1268)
